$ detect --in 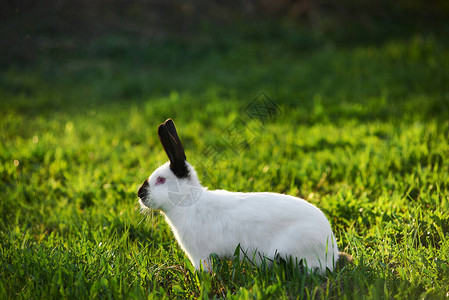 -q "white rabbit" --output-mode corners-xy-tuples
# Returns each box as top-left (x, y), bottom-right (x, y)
(138, 119), (342, 274)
